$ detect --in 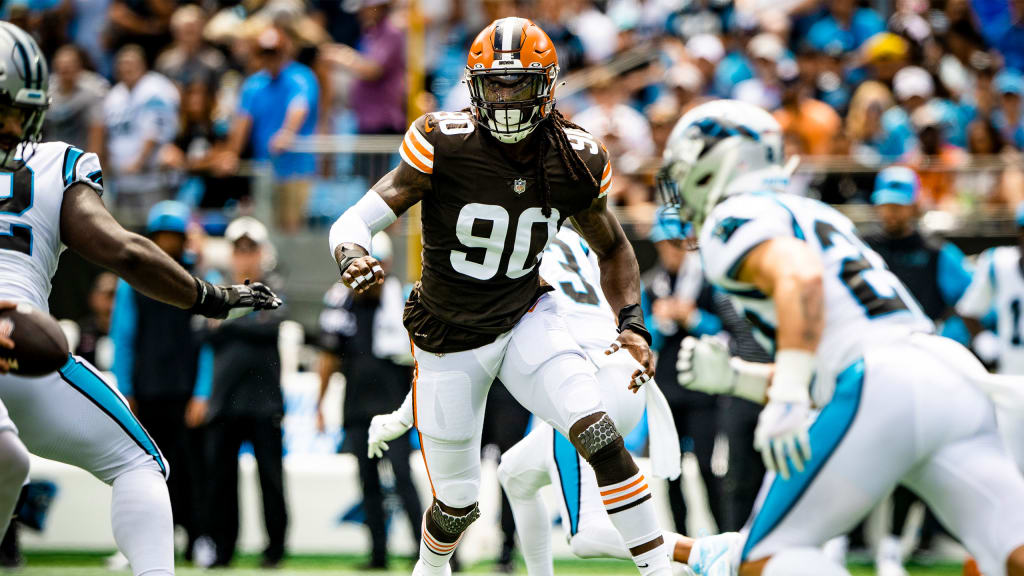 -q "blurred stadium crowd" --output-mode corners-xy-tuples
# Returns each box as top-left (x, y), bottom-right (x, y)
(4, 0), (1024, 570)
(6, 0), (1024, 230)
